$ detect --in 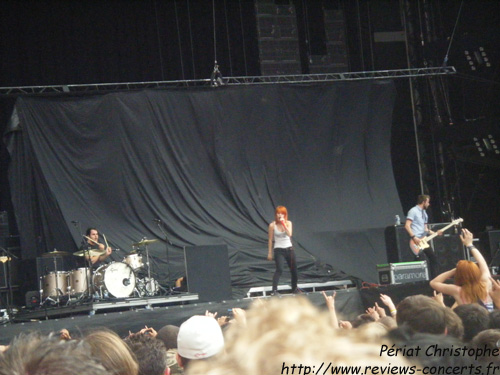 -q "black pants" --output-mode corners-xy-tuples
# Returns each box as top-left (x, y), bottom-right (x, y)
(272, 247), (298, 291)
(416, 247), (439, 279)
